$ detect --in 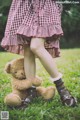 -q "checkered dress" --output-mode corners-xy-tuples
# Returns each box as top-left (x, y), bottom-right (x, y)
(1, 0), (63, 57)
